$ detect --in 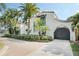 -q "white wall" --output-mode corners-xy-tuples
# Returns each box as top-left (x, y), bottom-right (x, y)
(20, 23), (27, 34)
(30, 16), (38, 35)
